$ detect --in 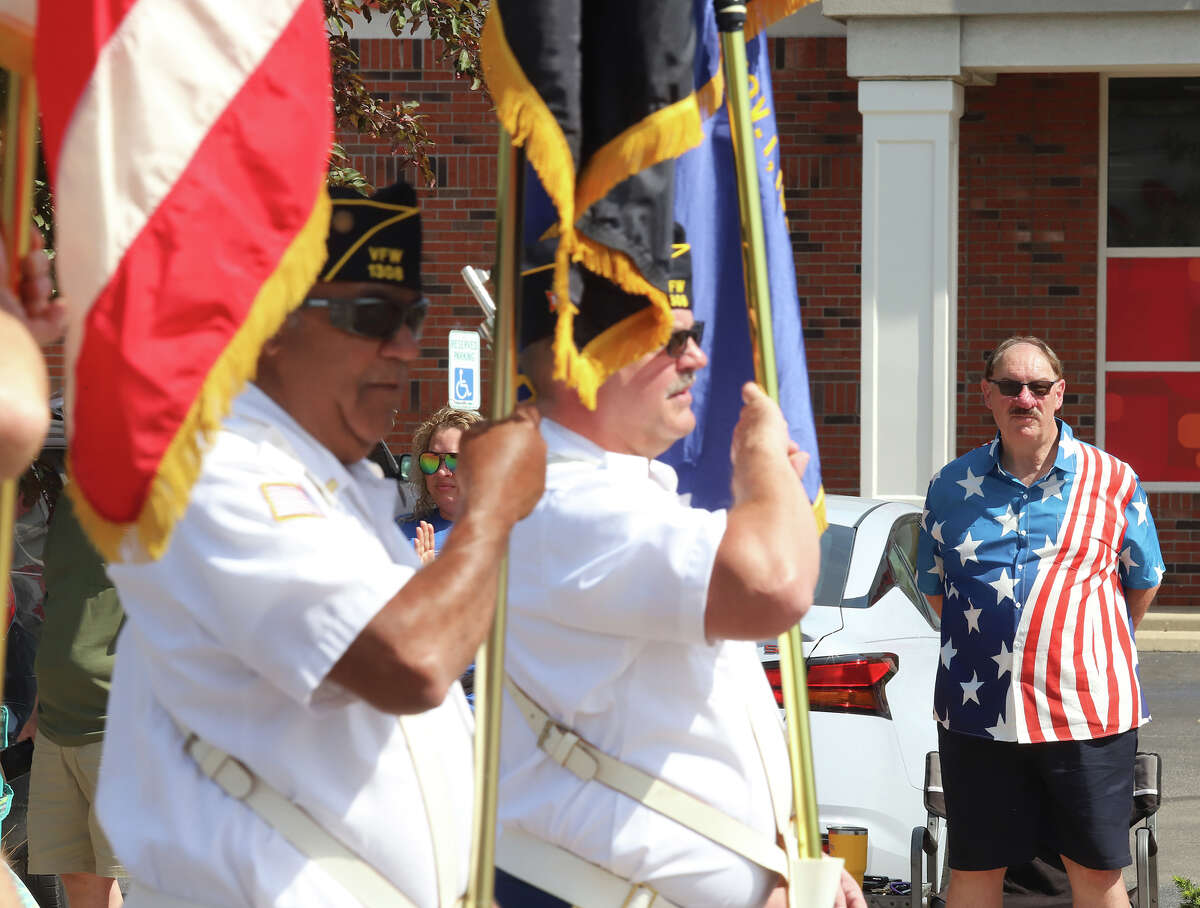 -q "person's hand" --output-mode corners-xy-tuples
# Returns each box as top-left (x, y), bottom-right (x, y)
(0, 231), (64, 345)
(786, 439), (810, 485)
(15, 708), (36, 744)
(0, 230), (60, 479)
(835, 869), (867, 908)
(730, 382), (791, 468)
(763, 884), (788, 908)
(414, 520), (437, 565)
(457, 404), (546, 526)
